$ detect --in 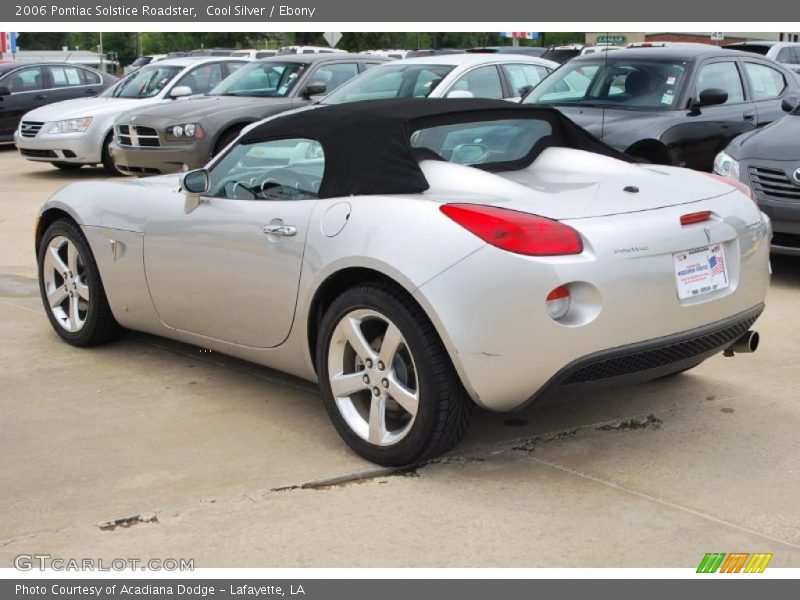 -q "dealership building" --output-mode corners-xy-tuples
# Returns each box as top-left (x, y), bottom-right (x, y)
(585, 32), (800, 46)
